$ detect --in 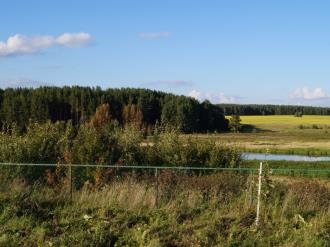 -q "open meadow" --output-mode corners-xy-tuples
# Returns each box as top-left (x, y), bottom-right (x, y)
(191, 115), (330, 156)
